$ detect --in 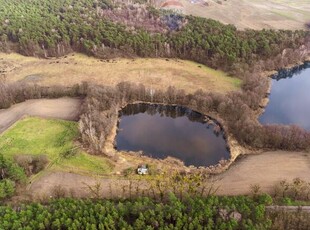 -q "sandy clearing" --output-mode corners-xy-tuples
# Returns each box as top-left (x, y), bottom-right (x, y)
(0, 98), (82, 134)
(214, 151), (310, 195)
(27, 151), (310, 198)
